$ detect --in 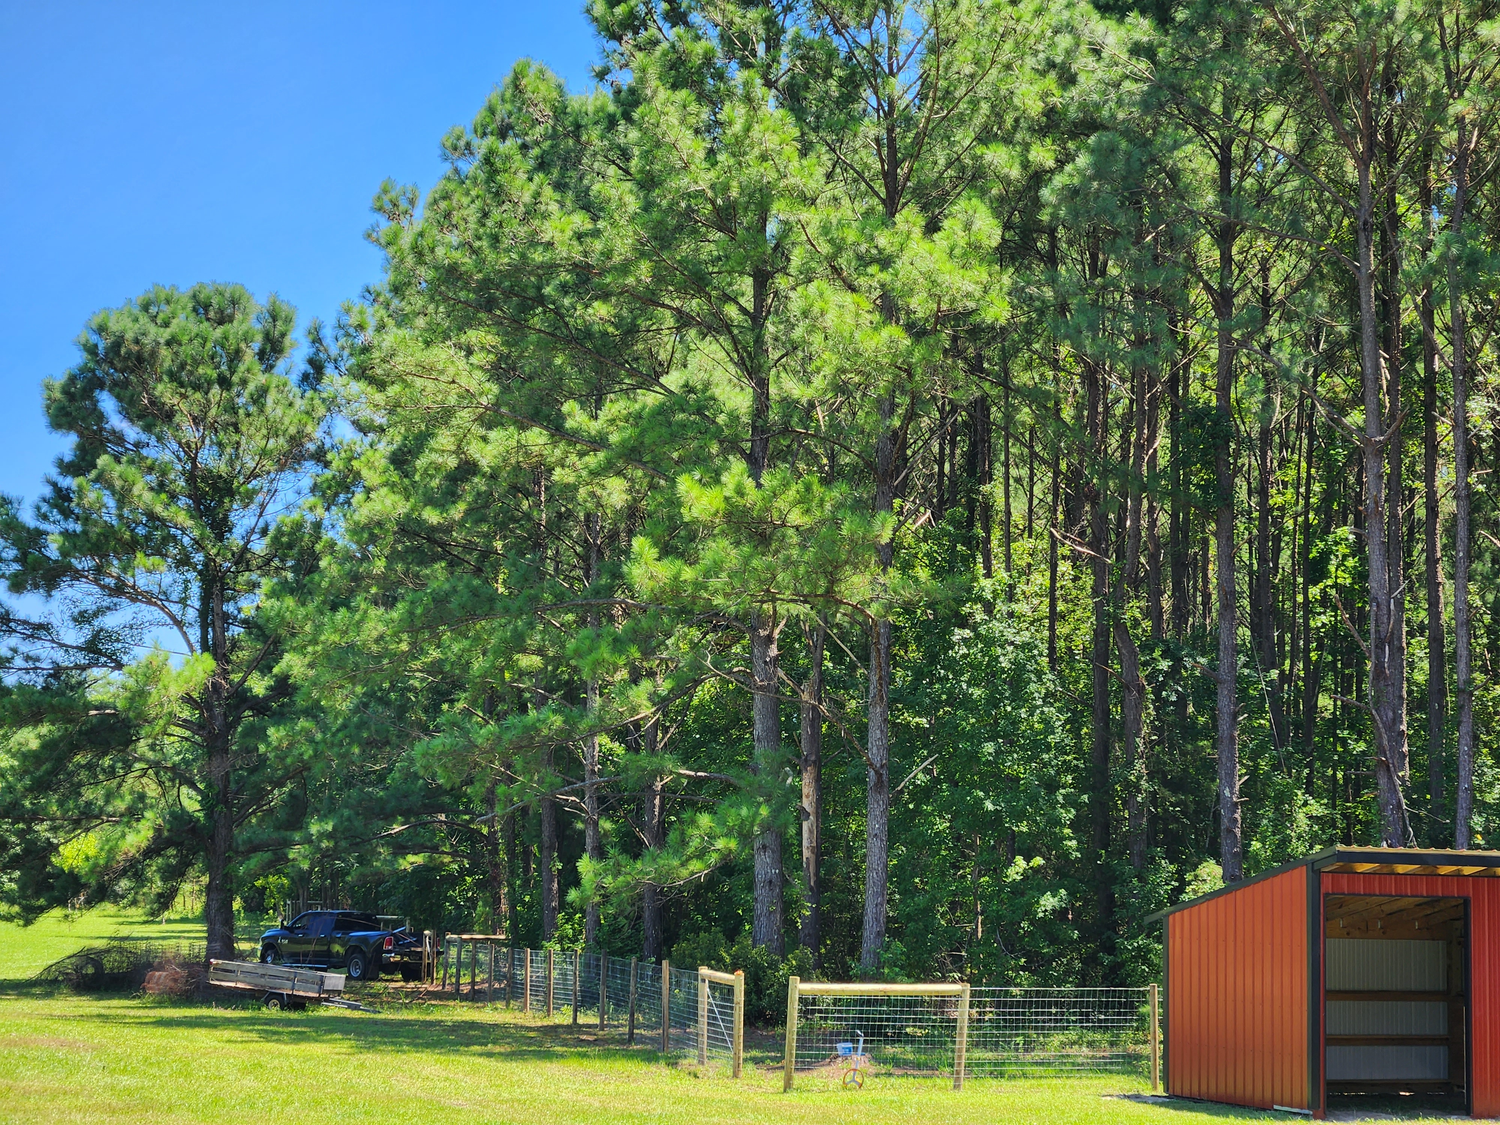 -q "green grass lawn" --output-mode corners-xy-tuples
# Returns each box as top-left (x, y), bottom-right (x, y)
(0, 905), (267, 981)
(0, 990), (1288, 1125)
(0, 912), (1471, 1124)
